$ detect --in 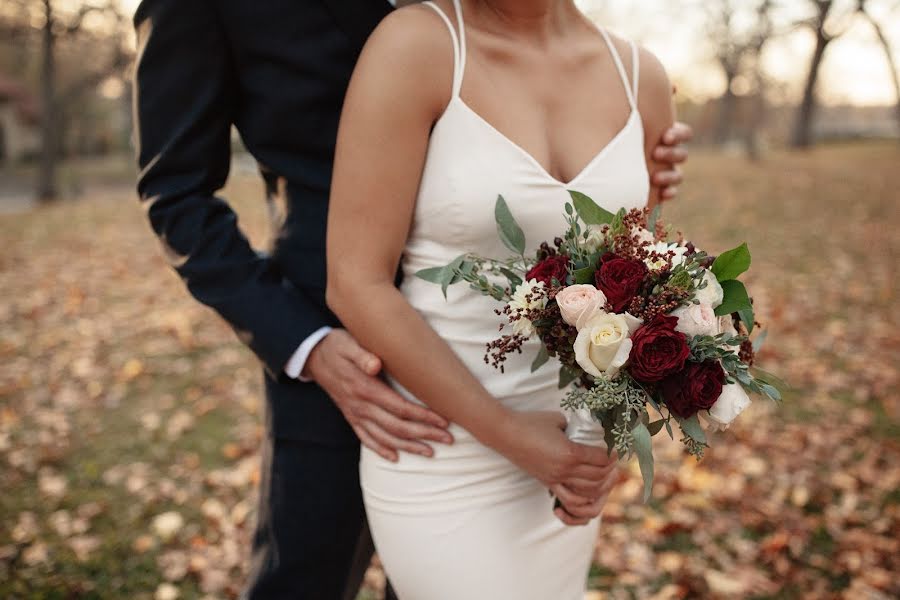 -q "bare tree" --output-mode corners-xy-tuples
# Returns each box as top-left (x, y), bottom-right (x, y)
(33, 0), (130, 202)
(791, 0), (862, 148)
(704, 0), (776, 156)
(857, 0), (900, 138)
